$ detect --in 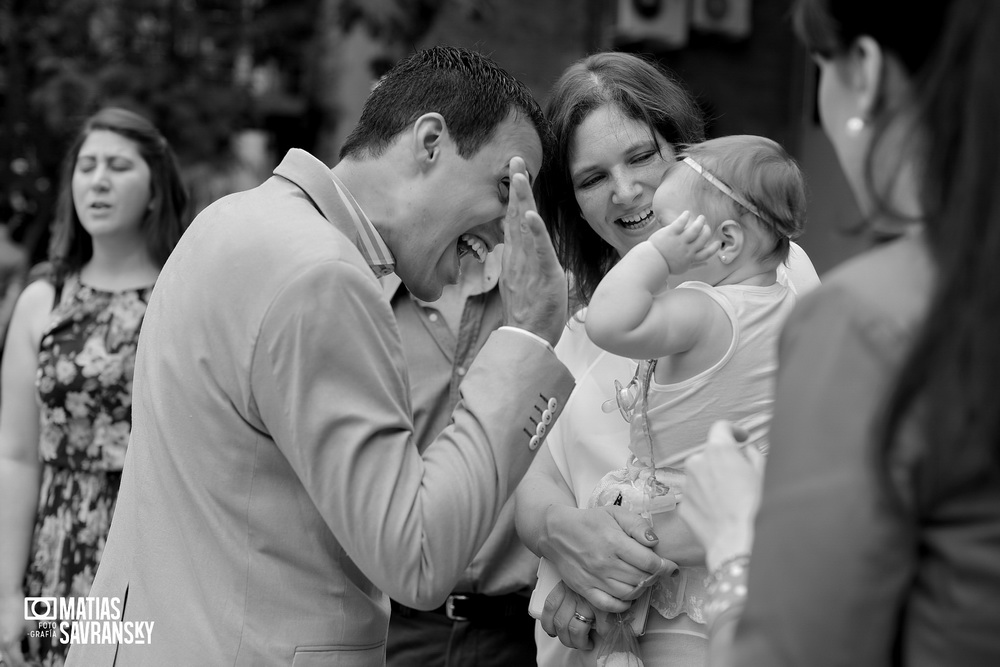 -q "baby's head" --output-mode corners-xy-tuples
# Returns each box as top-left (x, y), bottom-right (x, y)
(652, 135), (806, 279)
